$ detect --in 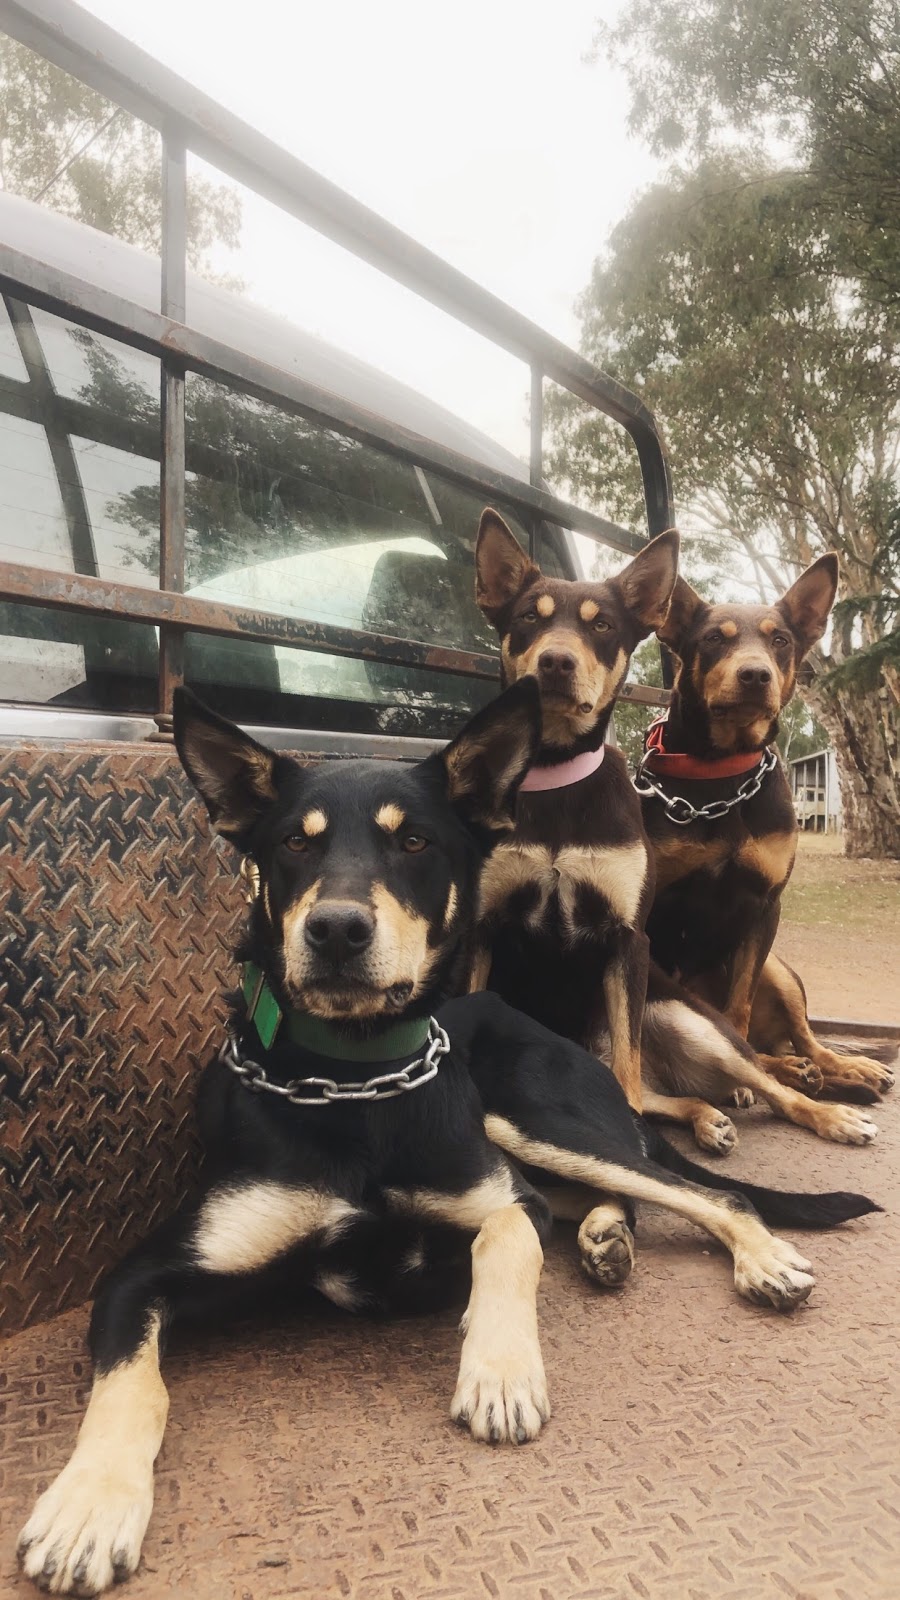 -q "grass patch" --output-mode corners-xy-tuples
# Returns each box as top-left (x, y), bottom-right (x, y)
(782, 835), (900, 934)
